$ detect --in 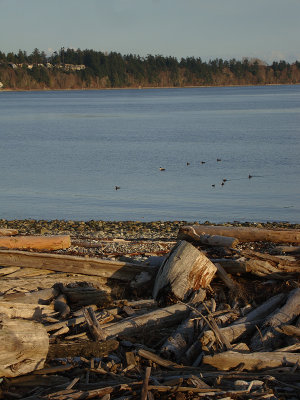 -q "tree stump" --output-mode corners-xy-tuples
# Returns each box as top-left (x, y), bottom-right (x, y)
(153, 240), (217, 302)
